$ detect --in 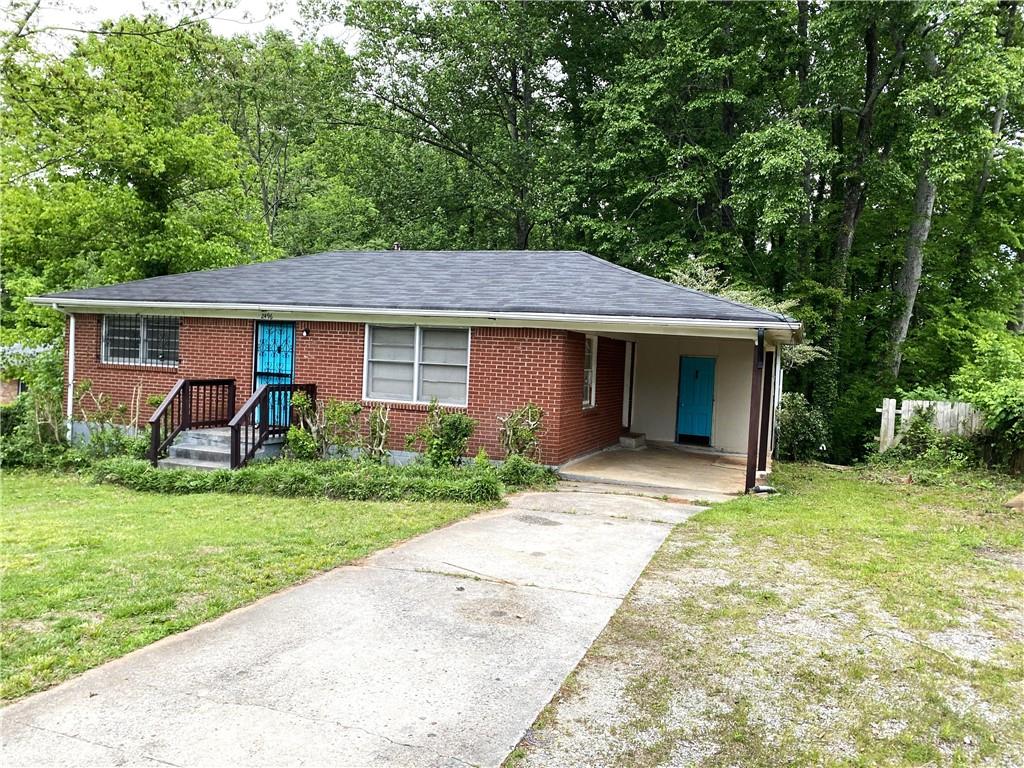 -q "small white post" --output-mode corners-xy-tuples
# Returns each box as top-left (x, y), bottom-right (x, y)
(877, 398), (897, 452)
